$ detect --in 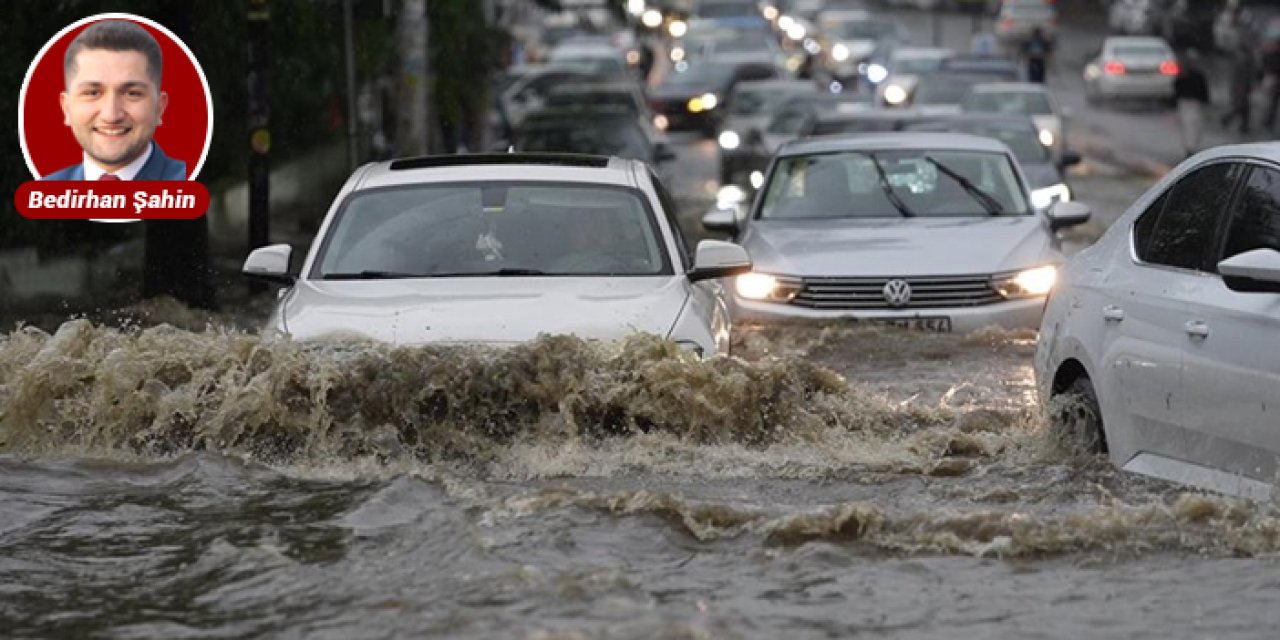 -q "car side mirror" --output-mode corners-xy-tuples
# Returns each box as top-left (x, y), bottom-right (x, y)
(1047, 201), (1091, 230)
(655, 142), (677, 162)
(1060, 149), (1082, 168)
(242, 243), (296, 285)
(1218, 248), (1280, 293)
(687, 239), (751, 281)
(701, 207), (740, 234)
